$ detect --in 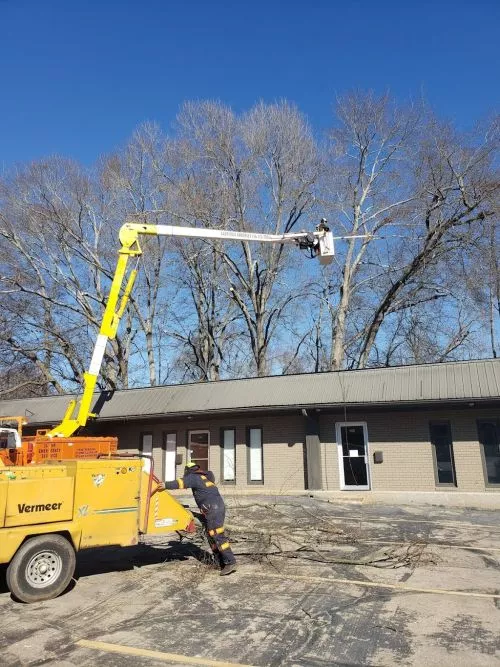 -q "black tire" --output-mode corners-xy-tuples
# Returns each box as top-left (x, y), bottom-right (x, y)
(6, 534), (76, 603)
